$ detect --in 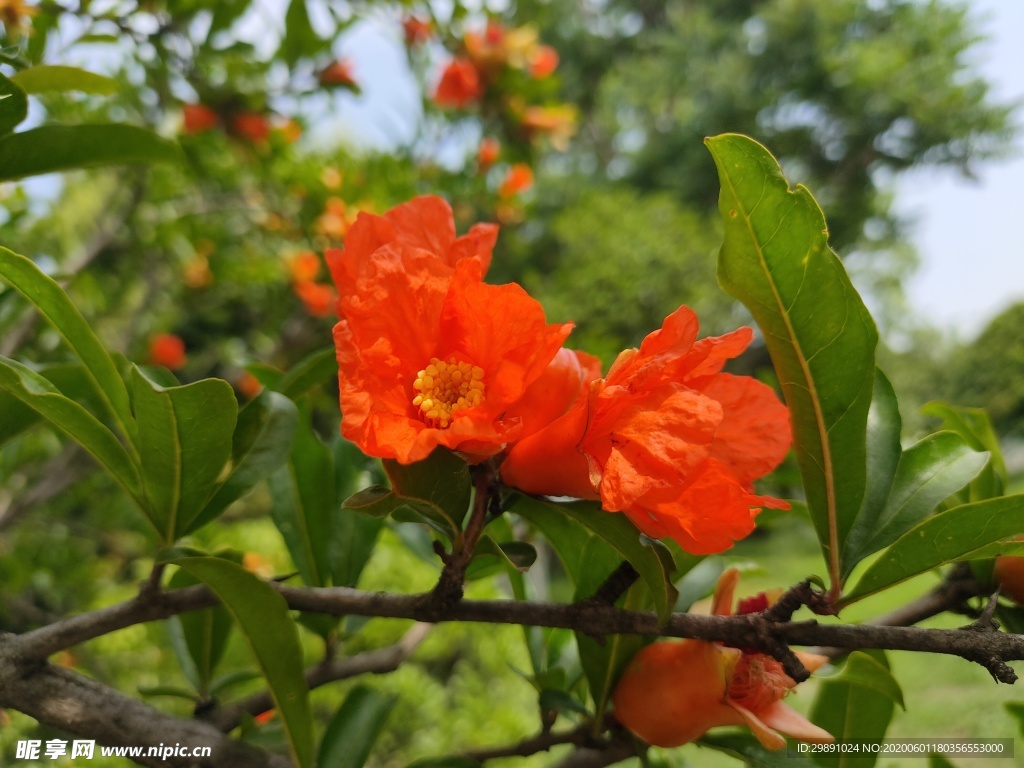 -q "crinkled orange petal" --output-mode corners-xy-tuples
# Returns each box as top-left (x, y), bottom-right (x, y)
(326, 195), (495, 302)
(625, 458), (776, 554)
(700, 373), (792, 483)
(438, 259), (572, 416)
